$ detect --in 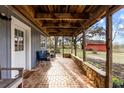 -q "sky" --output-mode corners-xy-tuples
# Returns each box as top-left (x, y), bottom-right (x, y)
(90, 8), (124, 45)
(112, 8), (124, 45)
